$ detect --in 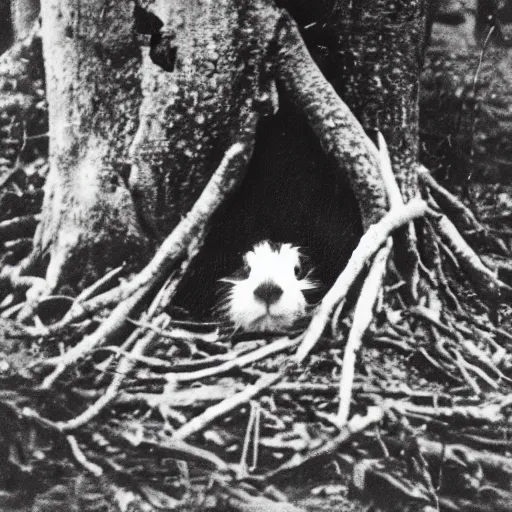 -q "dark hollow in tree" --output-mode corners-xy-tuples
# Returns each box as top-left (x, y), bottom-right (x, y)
(176, 94), (363, 317)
